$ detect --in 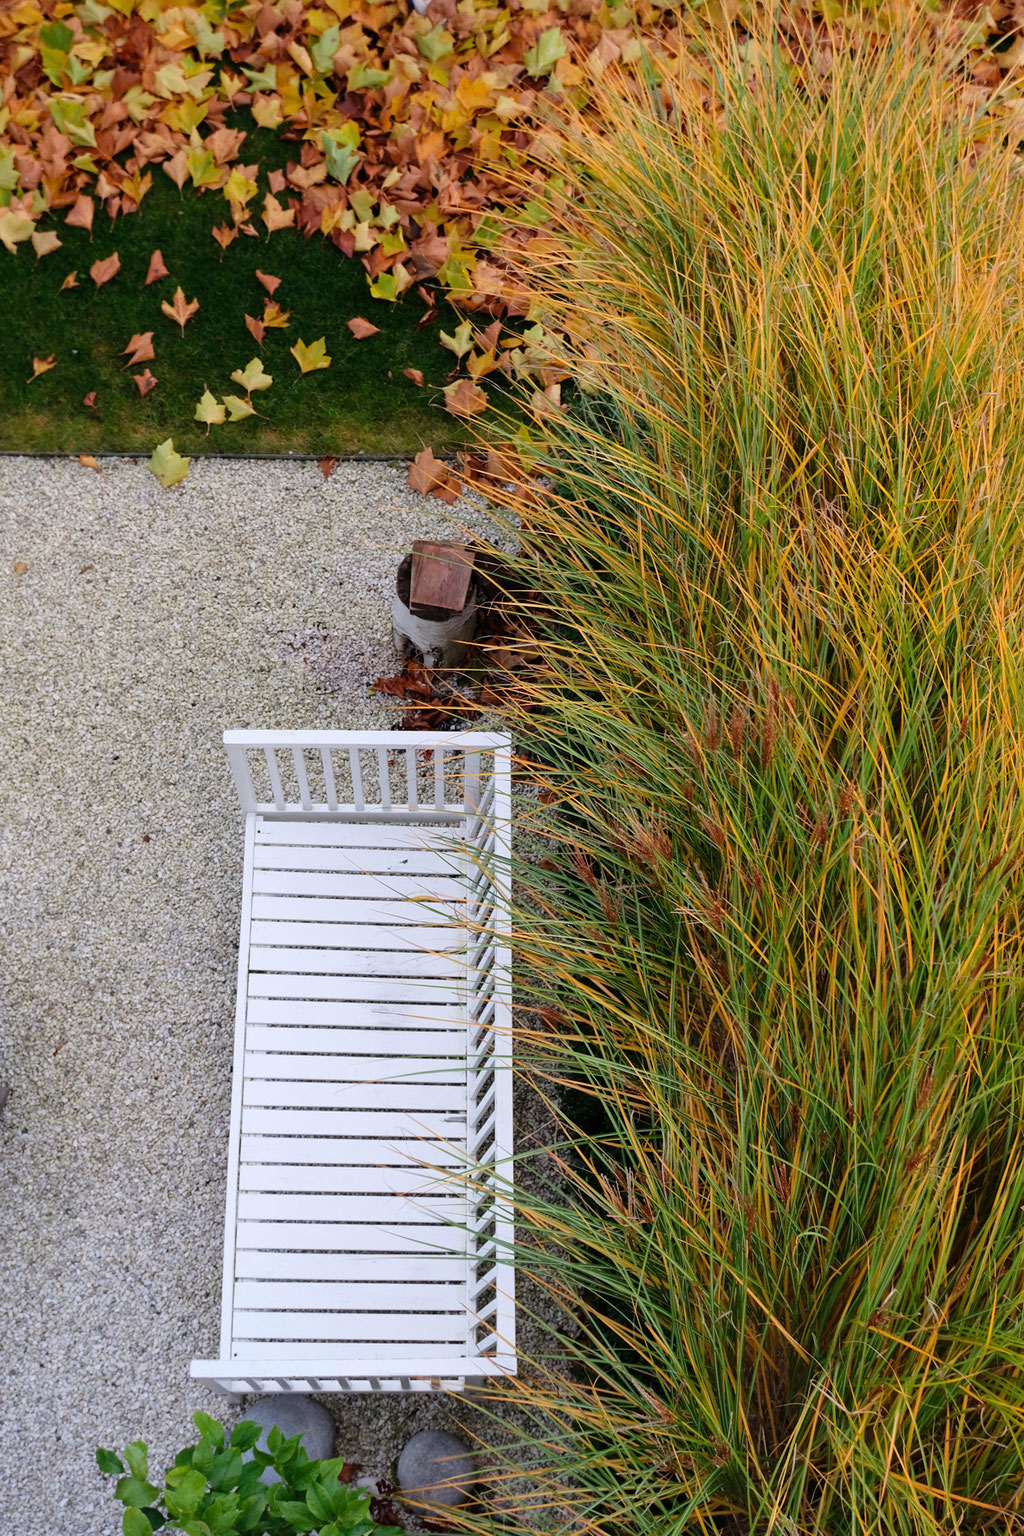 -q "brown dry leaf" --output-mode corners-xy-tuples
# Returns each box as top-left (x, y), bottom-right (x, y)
(347, 317), (380, 339)
(65, 195), (94, 234)
(256, 270), (281, 295)
(443, 378), (489, 419)
(318, 457), (336, 480)
(29, 355), (56, 381)
(32, 230), (61, 259)
(60, 271), (78, 292)
(161, 286), (200, 336)
(212, 223), (237, 250)
(123, 331), (155, 366)
(261, 194), (294, 234)
(402, 367), (424, 387)
(90, 252), (121, 288)
(133, 368), (157, 396)
(13, 561), (28, 576)
(145, 249), (169, 285)
(267, 169), (287, 194)
(407, 446), (458, 503)
(79, 454), (101, 472)
(163, 150), (188, 190)
(245, 313), (266, 345)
